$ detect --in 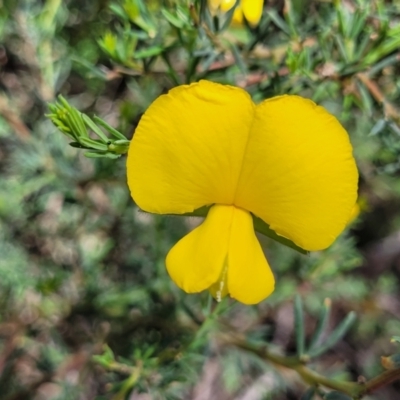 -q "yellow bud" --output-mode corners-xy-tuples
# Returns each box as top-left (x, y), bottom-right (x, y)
(381, 354), (400, 370)
(241, 0), (264, 27)
(231, 5), (244, 25)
